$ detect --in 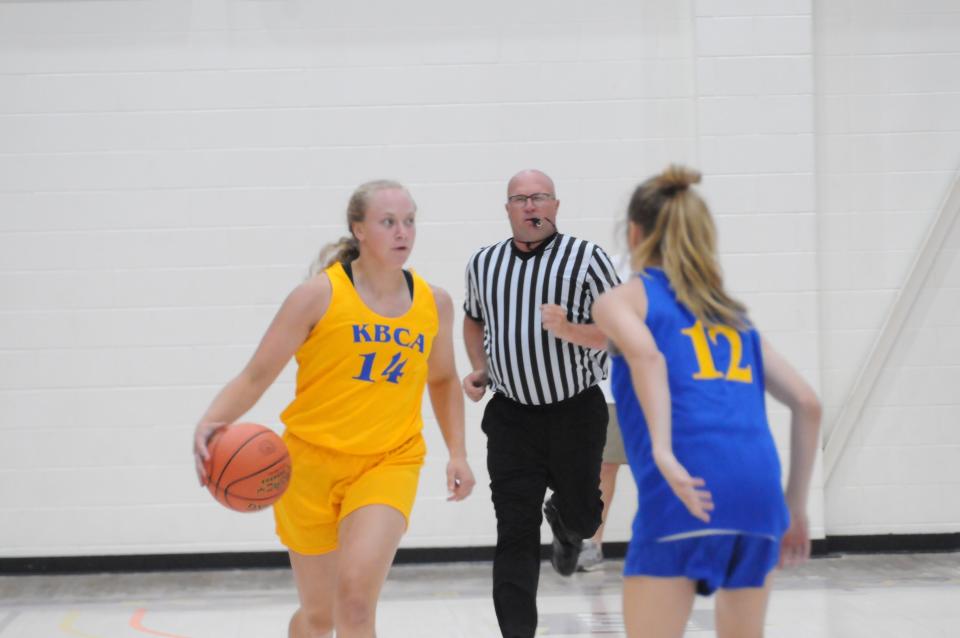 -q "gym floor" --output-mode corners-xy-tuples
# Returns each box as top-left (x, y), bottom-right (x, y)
(2, 552), (958, 637)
